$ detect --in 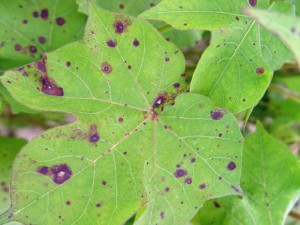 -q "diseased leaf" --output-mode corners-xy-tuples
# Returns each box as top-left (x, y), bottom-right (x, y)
(0, 137), (26, 217)
(77, 0), (160, 16)
(192, 122), (300, 225)
(139, 0), (255, 30)
(0, 0), (87, 71)
(140, 0), (293, 113)
(0, 5), (243, 225)
(76, 0), (202, 48)
(245, 7), (300, 66)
